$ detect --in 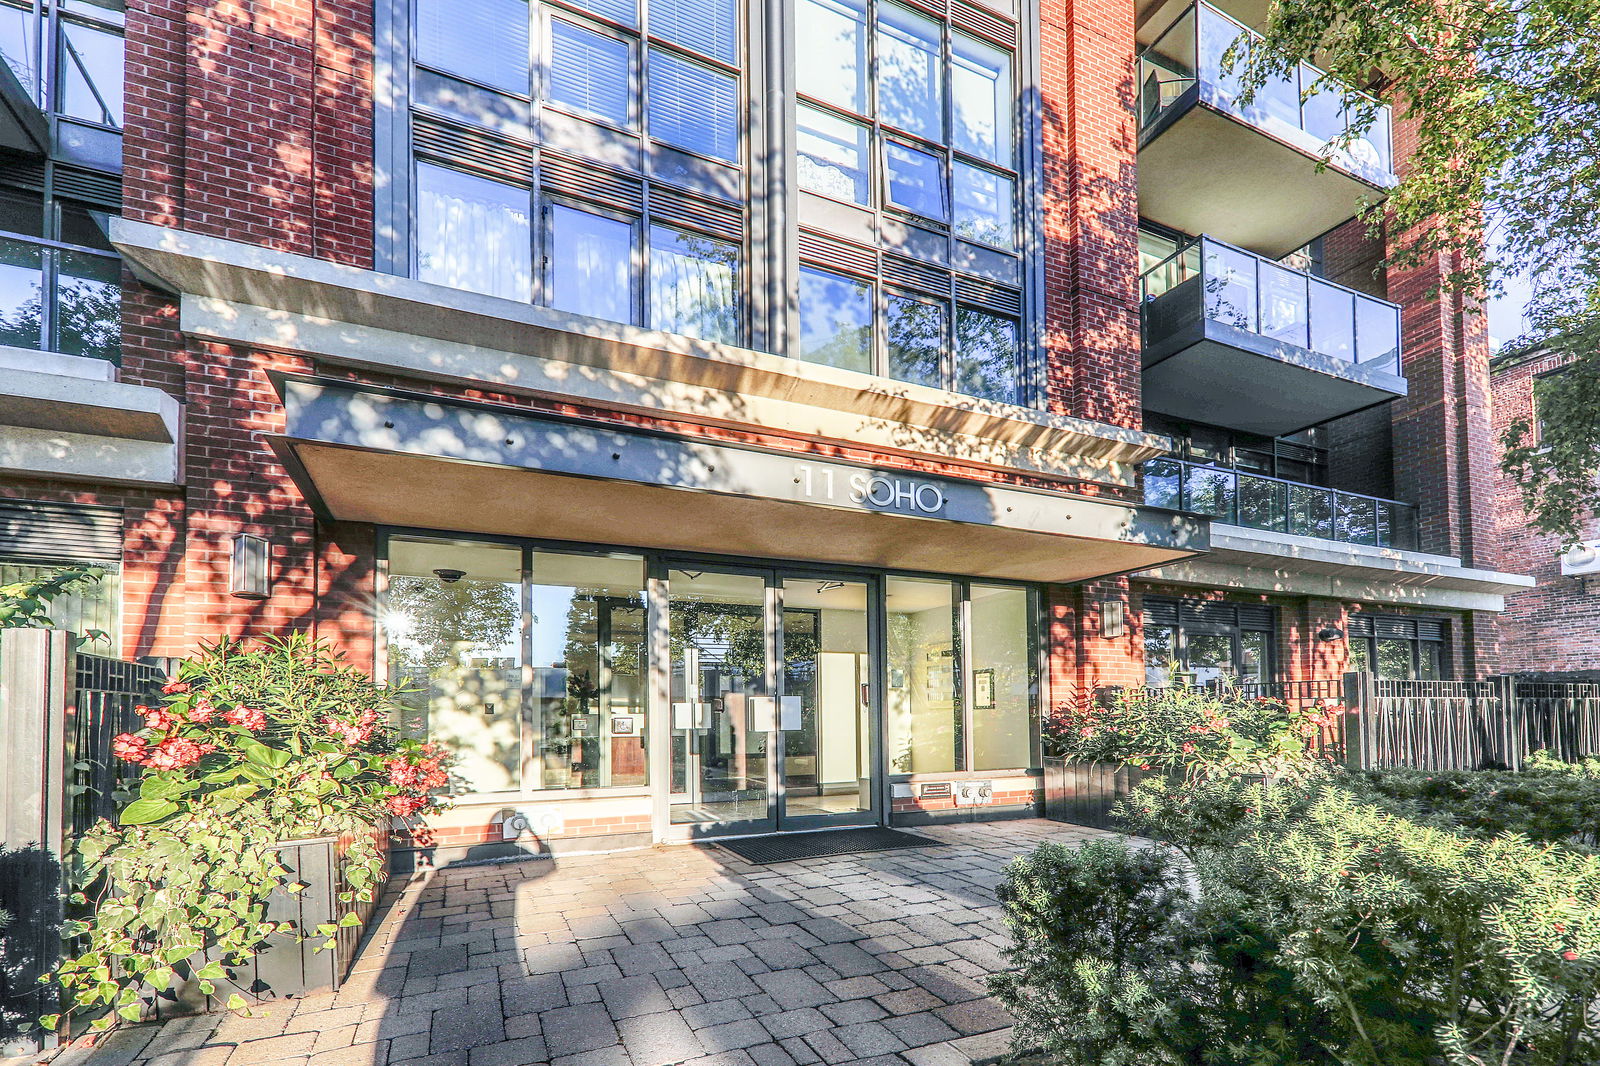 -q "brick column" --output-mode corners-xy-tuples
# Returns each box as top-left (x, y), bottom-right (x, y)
(1037, 0), (1142, 428)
